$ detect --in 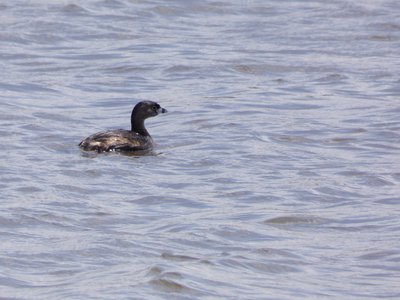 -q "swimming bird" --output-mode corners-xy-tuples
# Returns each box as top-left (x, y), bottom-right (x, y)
(79, 100), (167, 153)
